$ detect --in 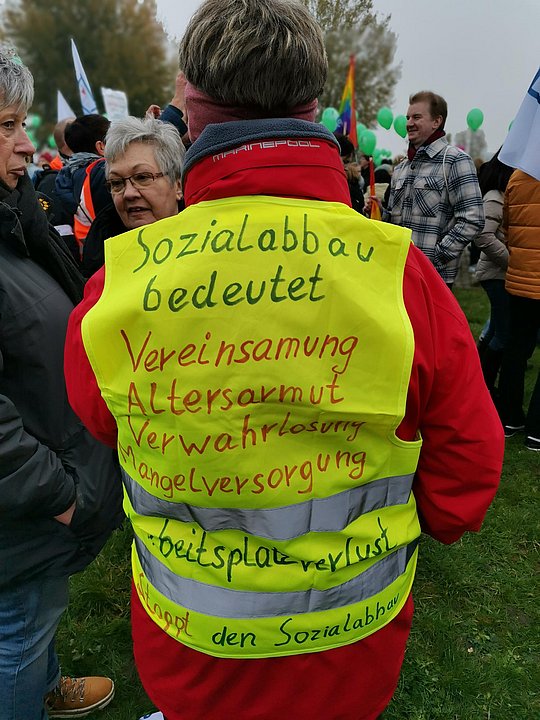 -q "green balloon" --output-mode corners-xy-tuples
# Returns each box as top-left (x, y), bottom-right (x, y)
(27, 113), (42, 129)
(373, 149), (383, 166)
(358, 129), (376, 156)
(376, 106), (393, 130)
(47, 134), (56, 148)
(393, 115), (407, 138)
(356, 122), (366, 137)
(466, 108), (484, 132)
(321, 106), (339, 132)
